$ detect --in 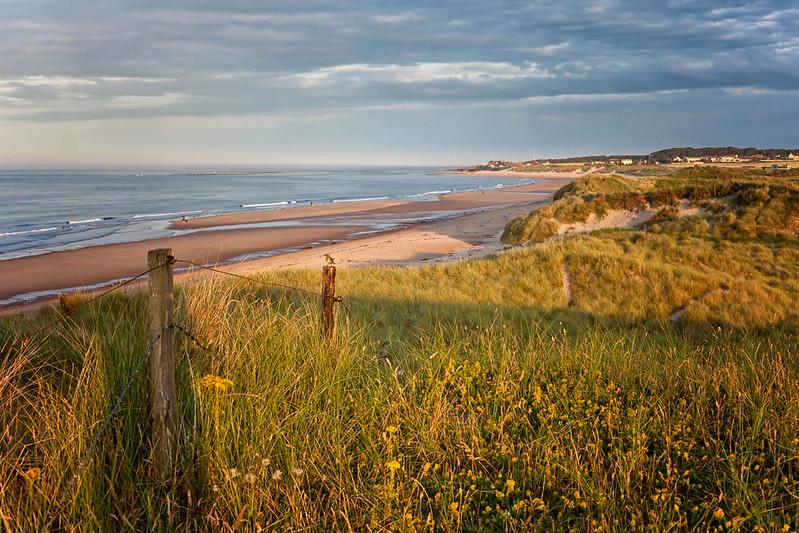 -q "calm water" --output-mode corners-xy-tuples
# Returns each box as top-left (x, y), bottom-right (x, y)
(0, 165), (519, 260)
